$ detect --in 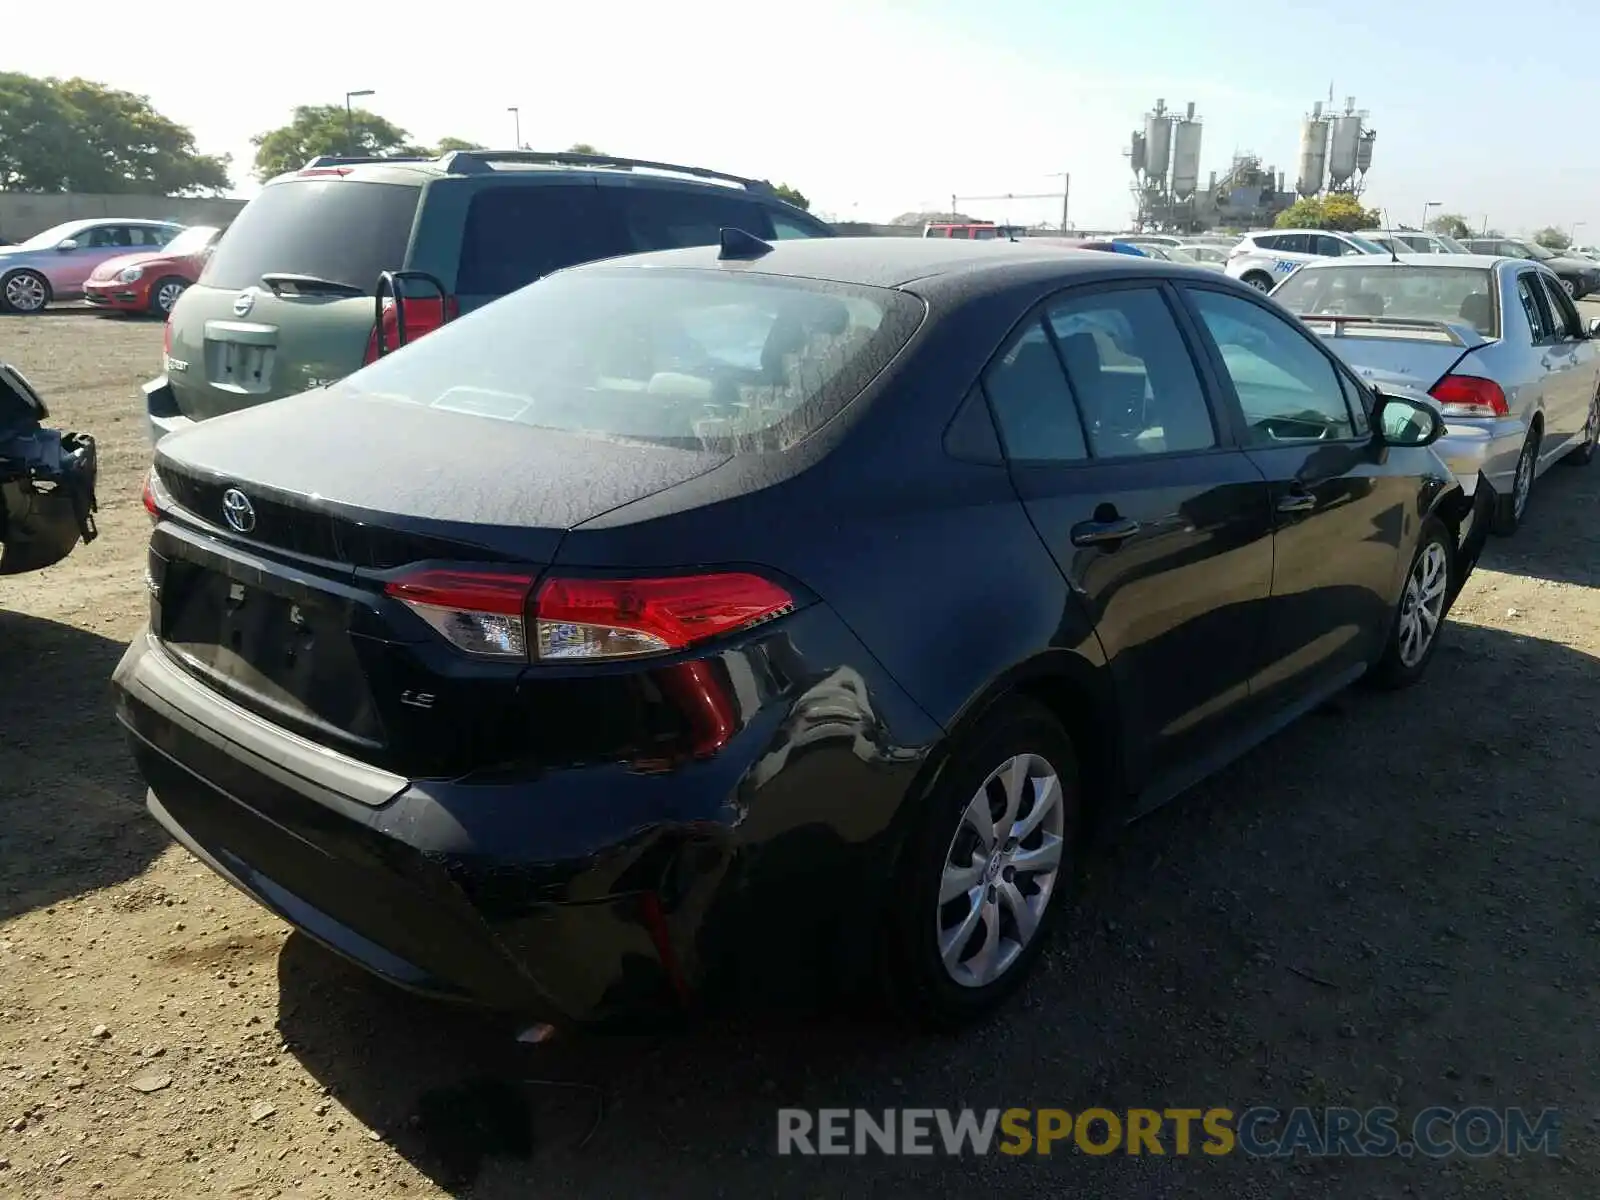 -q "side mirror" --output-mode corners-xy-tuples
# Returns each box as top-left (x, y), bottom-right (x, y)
(55, 238), (79, 252)
(1587, 317), (1600, 338)
(1374, 392), (1445, 448)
